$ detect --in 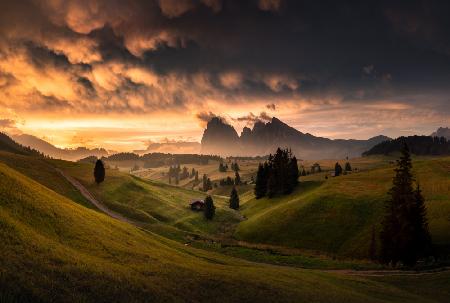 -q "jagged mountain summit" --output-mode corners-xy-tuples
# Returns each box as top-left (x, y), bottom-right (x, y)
(201, 117), (390, 159)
